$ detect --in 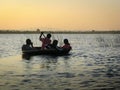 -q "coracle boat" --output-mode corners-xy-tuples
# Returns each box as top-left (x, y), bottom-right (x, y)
(22, 47), (71, 56)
